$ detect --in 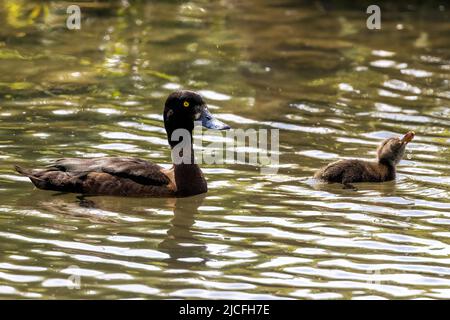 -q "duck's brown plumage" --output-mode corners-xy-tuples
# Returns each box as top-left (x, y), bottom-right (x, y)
(15, 90), (229, 197)
(314, 131), (414, 189)
(15, 157), (177, 197)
